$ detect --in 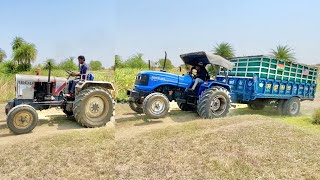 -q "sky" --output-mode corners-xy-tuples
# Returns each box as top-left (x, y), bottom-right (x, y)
(115, 0), (320, 66)
(0, 0), (115, 68)
(1, 0), (319, 68)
